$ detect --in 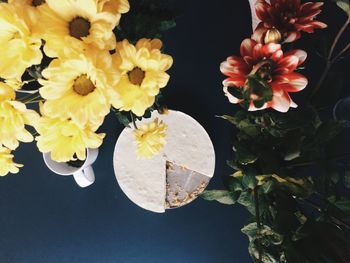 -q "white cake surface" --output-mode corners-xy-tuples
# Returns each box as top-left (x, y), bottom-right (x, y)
(113, 110), (216, 213)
